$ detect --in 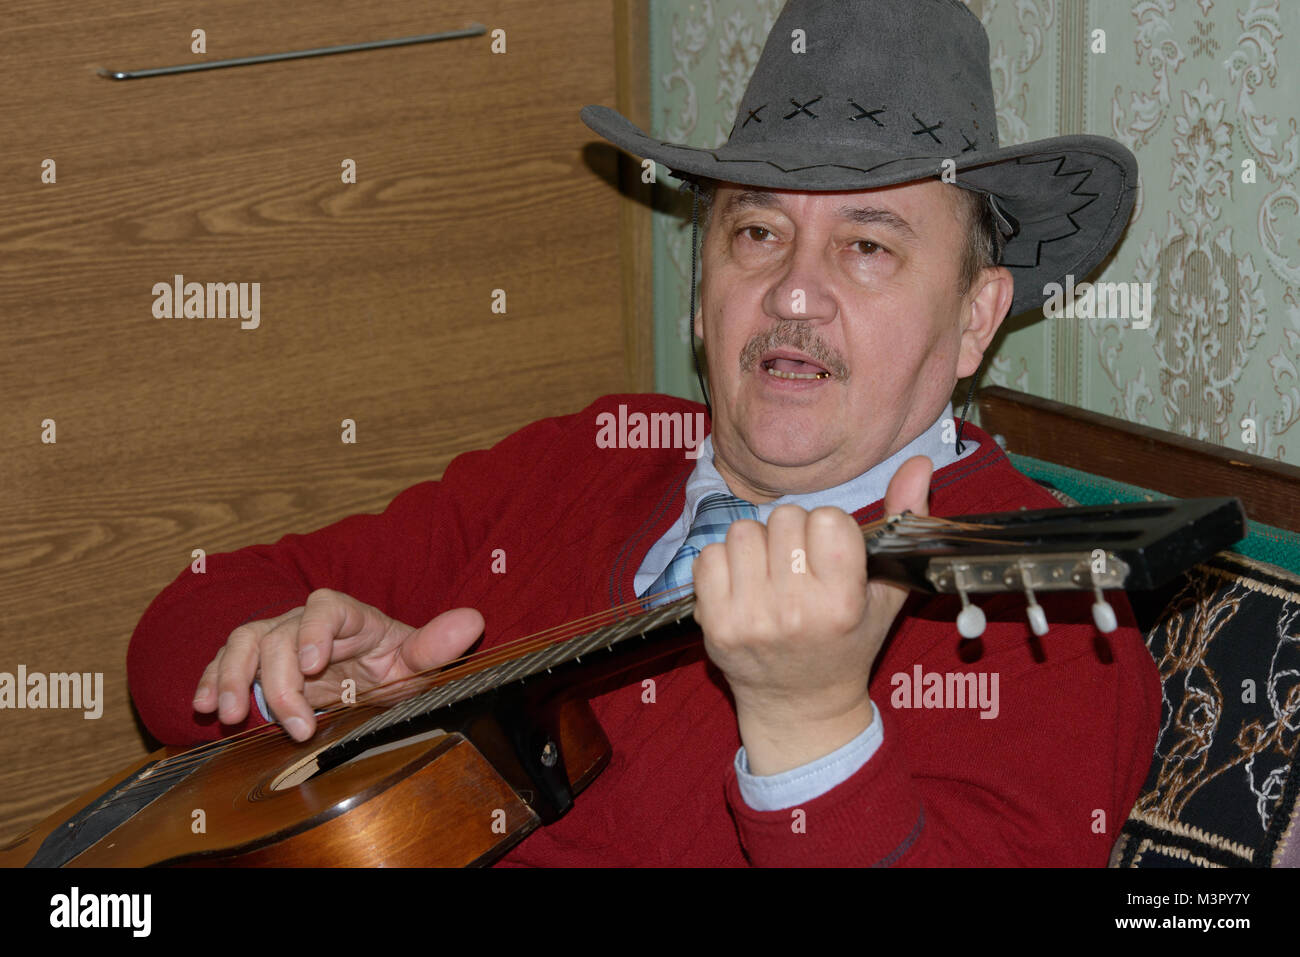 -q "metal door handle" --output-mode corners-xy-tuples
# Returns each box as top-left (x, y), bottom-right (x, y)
(99, 24), (487, 79)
